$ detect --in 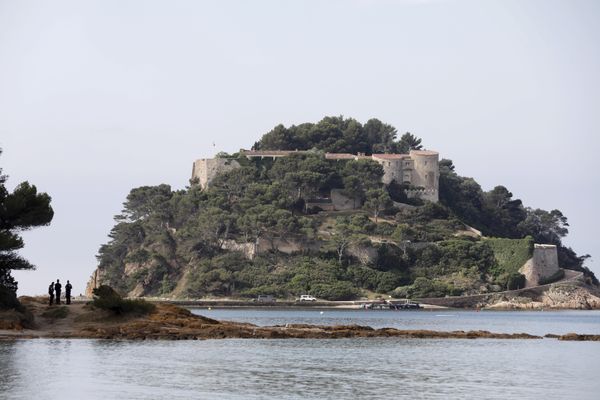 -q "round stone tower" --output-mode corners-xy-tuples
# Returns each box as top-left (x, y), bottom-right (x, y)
(408, 150), (439, 202)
